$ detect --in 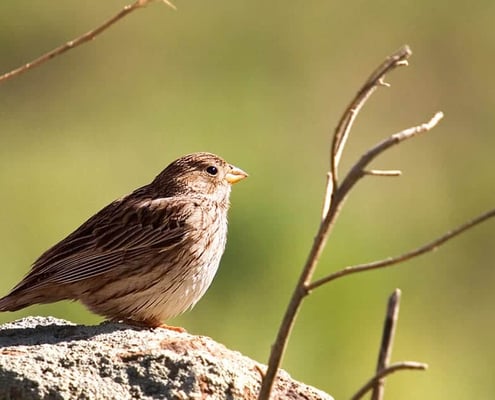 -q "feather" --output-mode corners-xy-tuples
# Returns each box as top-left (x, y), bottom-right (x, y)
(9, 197), (197, 291)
